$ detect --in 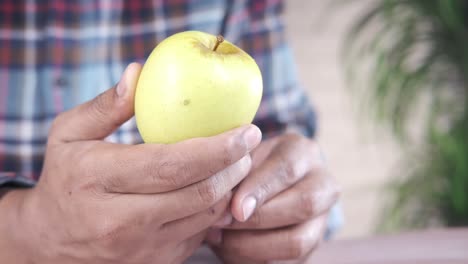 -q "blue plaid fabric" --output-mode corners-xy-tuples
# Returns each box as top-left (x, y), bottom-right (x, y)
(0, 0), (316, 181)
(1, 0), (341, 239)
